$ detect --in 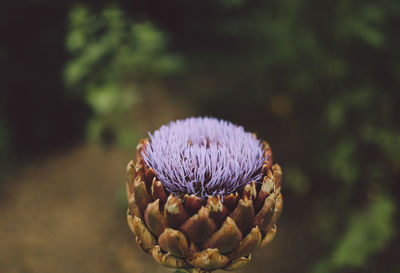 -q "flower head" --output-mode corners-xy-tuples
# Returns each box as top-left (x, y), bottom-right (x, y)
(142, 117), (266, 199)
(126, 117), (282, 272)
